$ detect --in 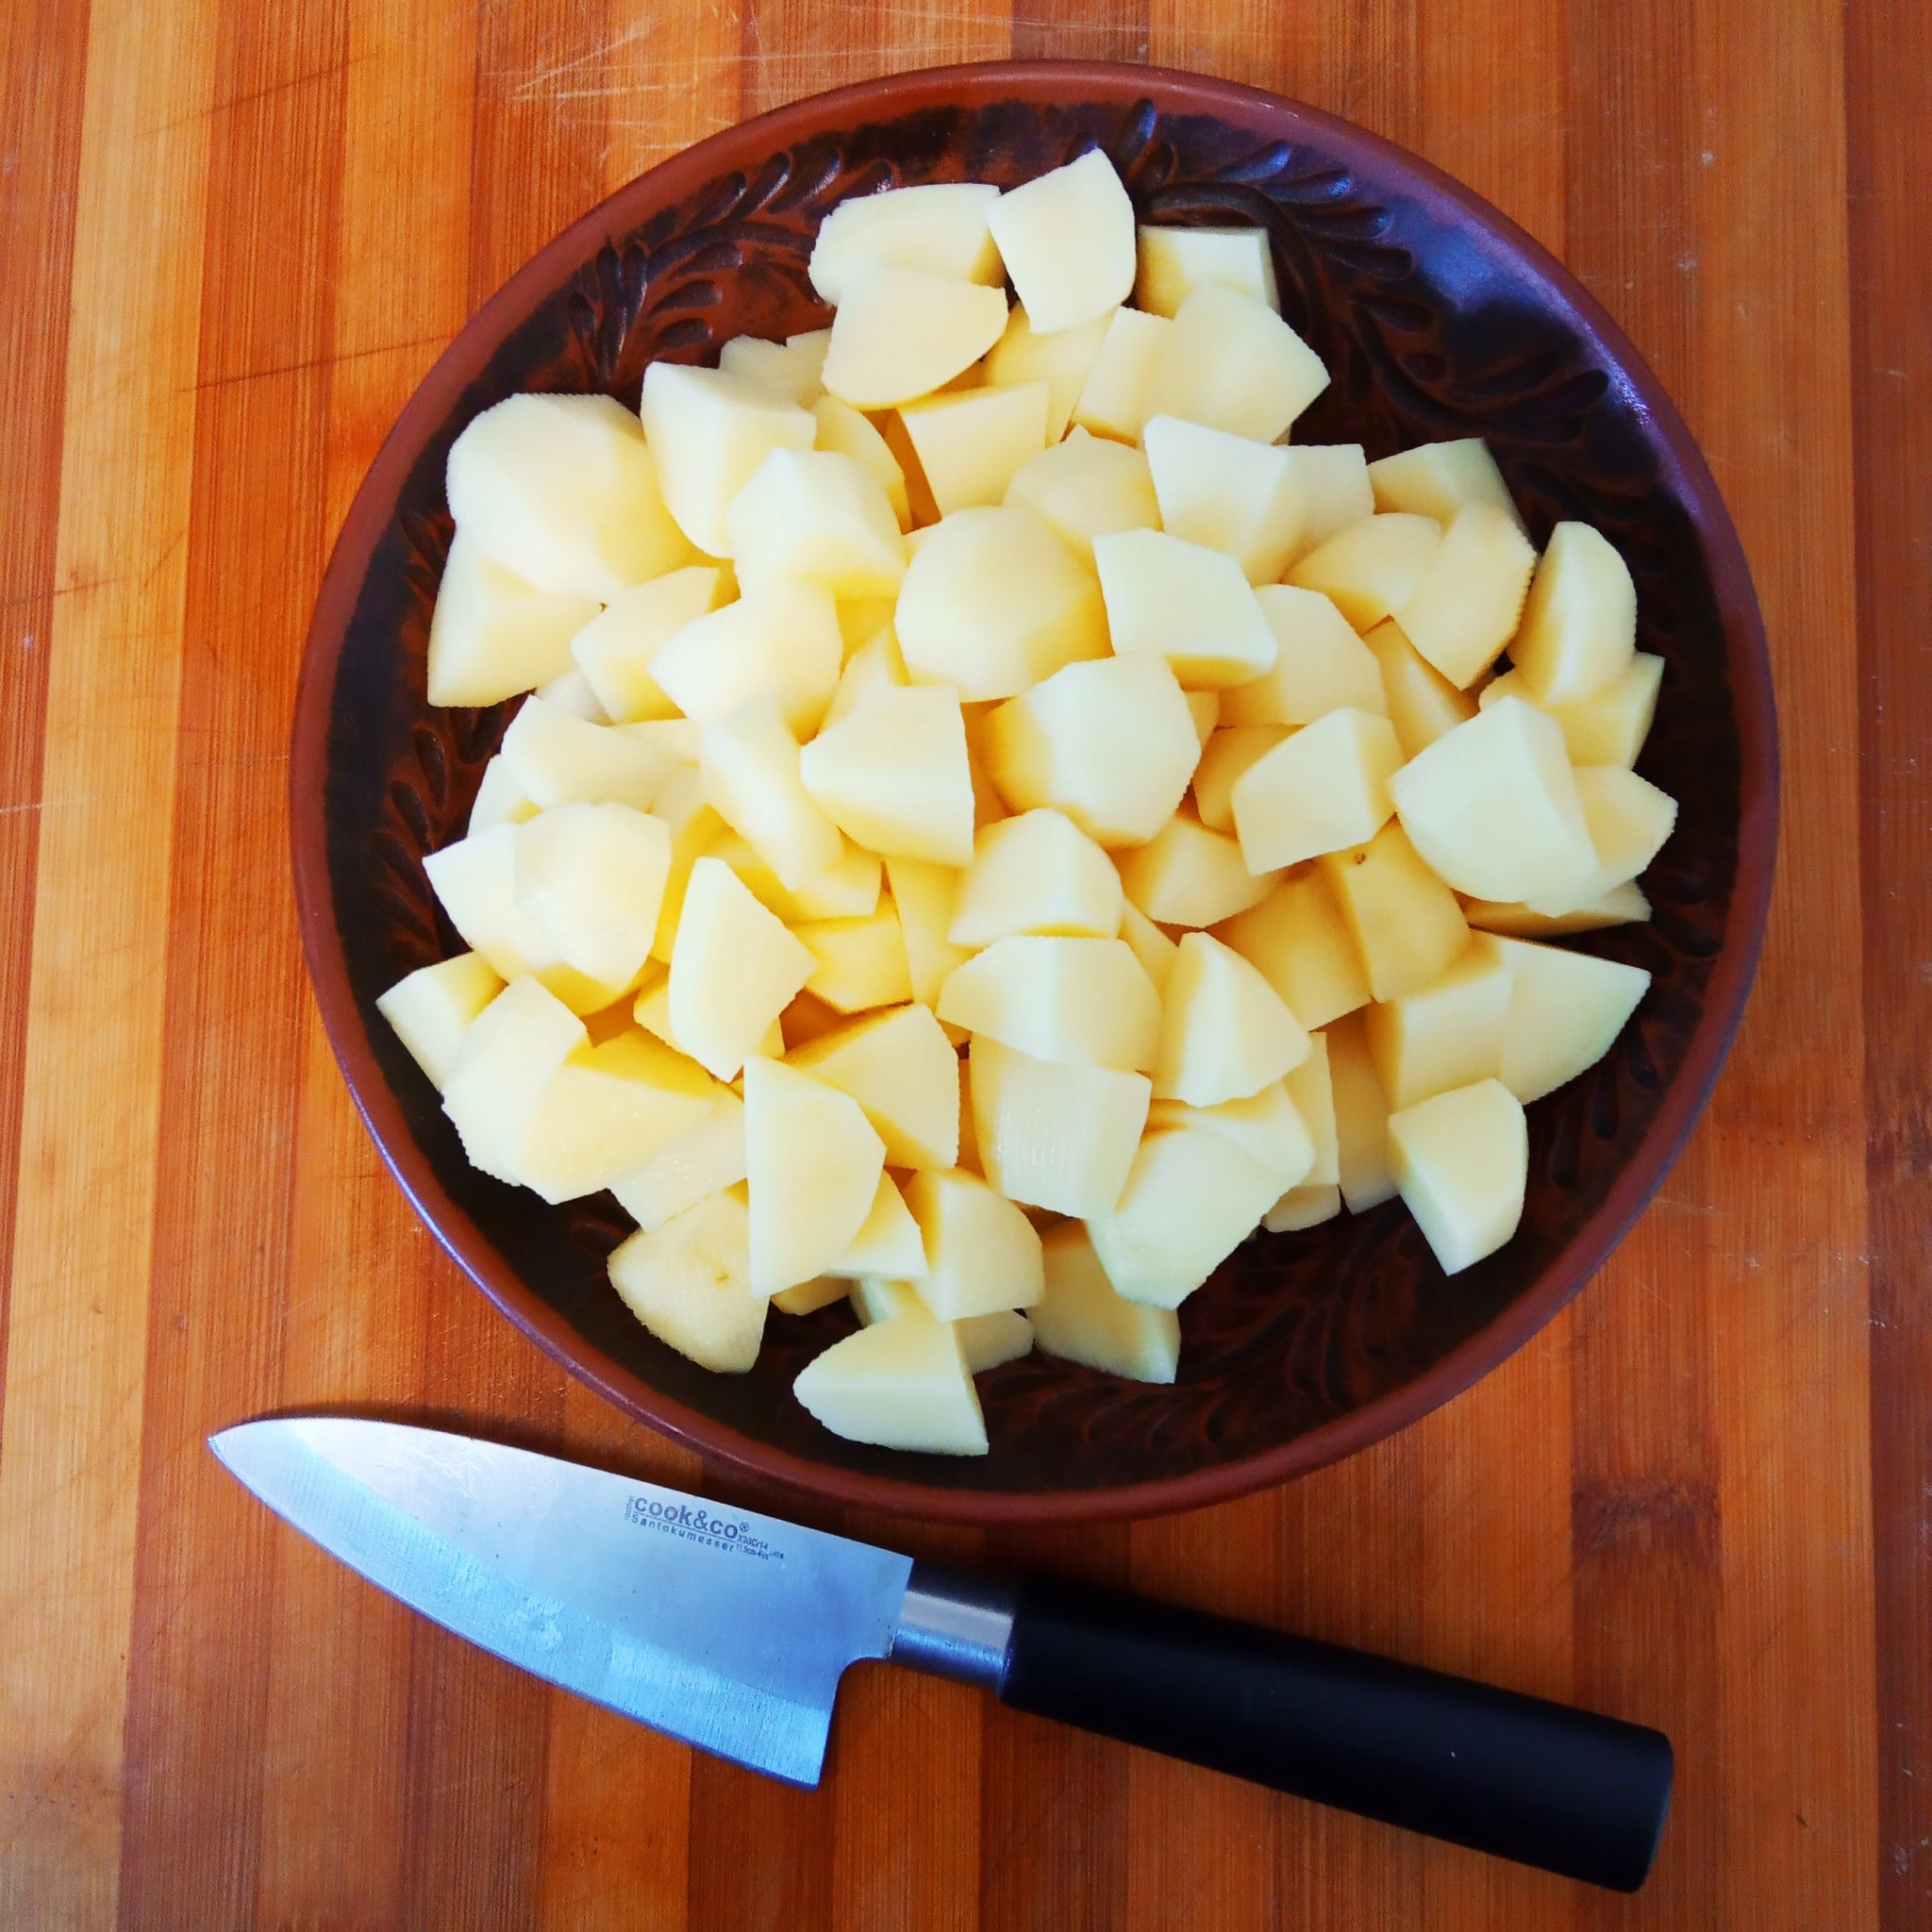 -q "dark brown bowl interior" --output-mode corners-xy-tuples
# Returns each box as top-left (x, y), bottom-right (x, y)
(291, 61), (1776, 1524)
